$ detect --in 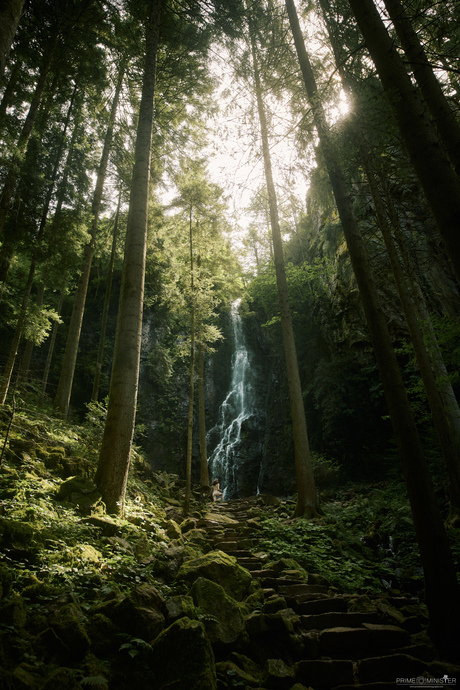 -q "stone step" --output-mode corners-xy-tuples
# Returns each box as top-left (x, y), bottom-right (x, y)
(274, 581), (330, 596)
(299, 612), (382, 632)
(297, 596), (348, 615)
(356, 653), (460, 684)
(317, 624), (411, 658)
